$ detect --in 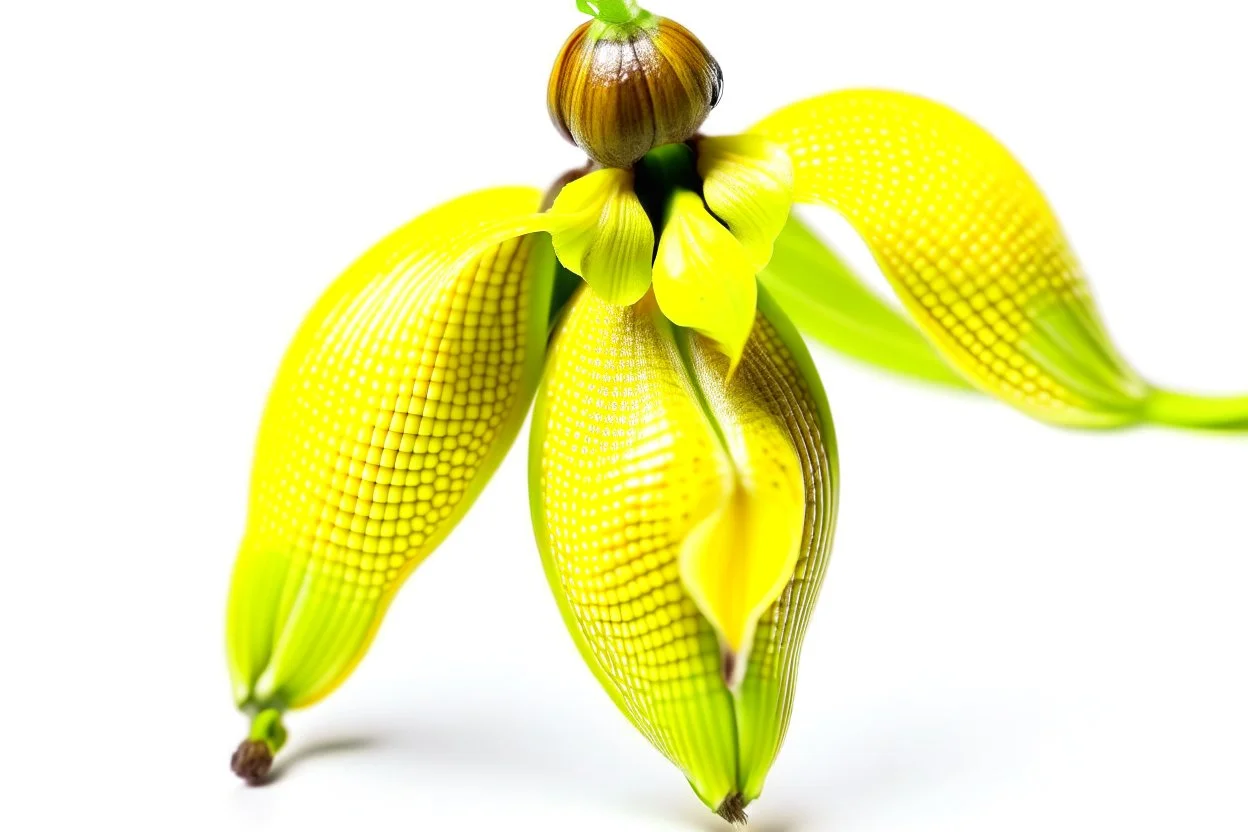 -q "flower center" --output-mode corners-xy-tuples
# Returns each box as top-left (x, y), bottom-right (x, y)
(544, 136), (796, 368)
